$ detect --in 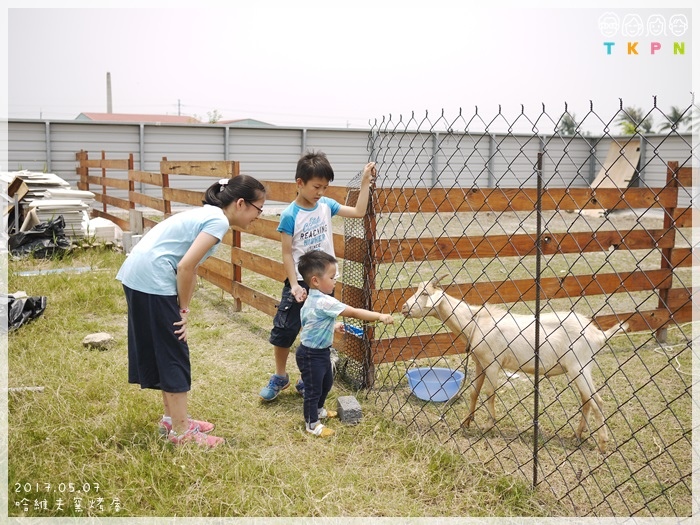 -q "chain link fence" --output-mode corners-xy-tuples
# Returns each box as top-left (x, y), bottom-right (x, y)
(337, 100), (697, 517)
